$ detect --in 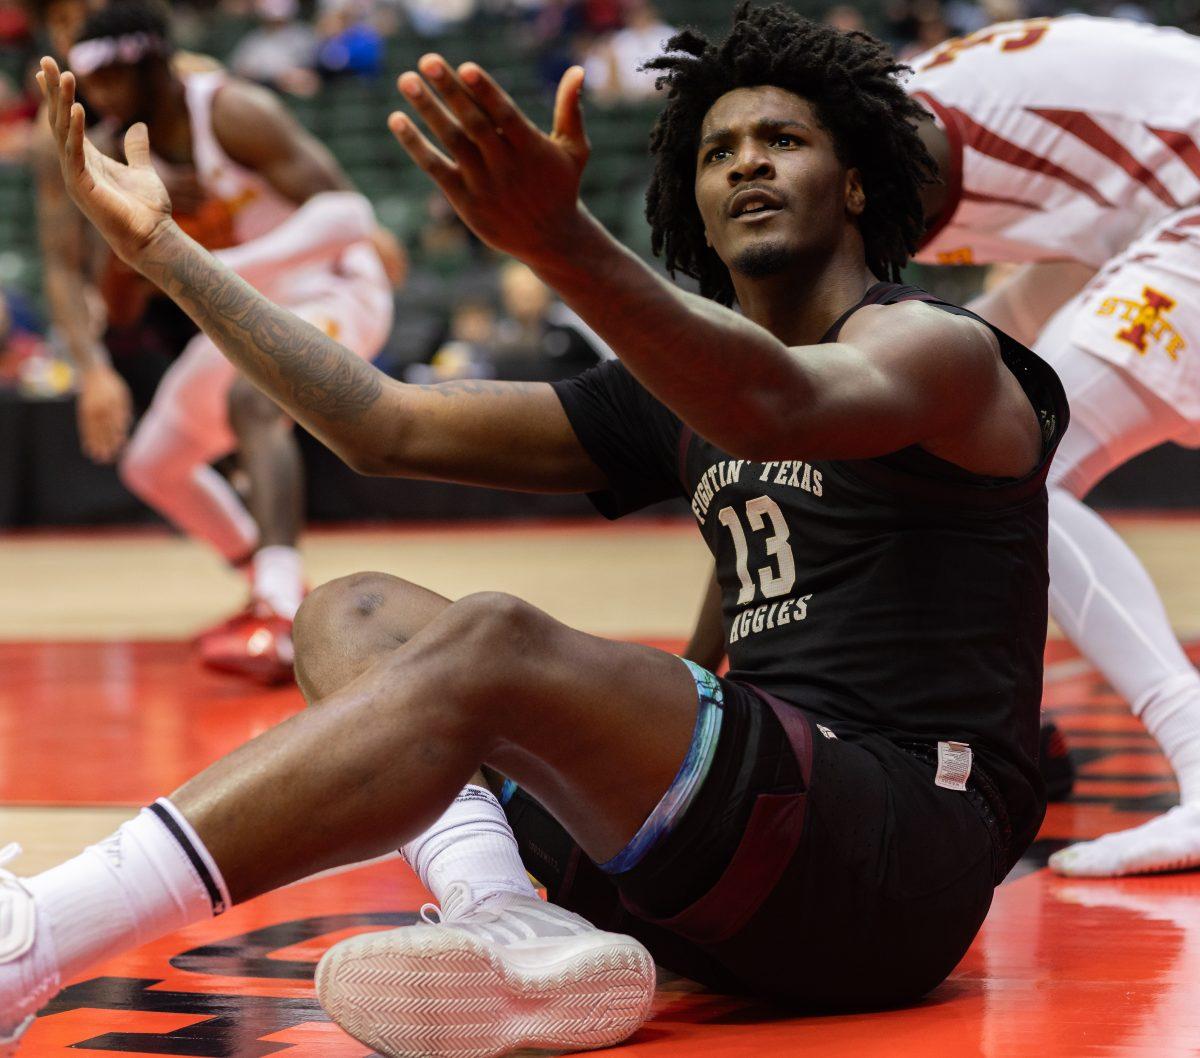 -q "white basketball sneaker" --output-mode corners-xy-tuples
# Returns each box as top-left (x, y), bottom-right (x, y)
(0, 845), (60, 1057)
(1049, 803), (1200, 877)
(316, 882), (656, 1058)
